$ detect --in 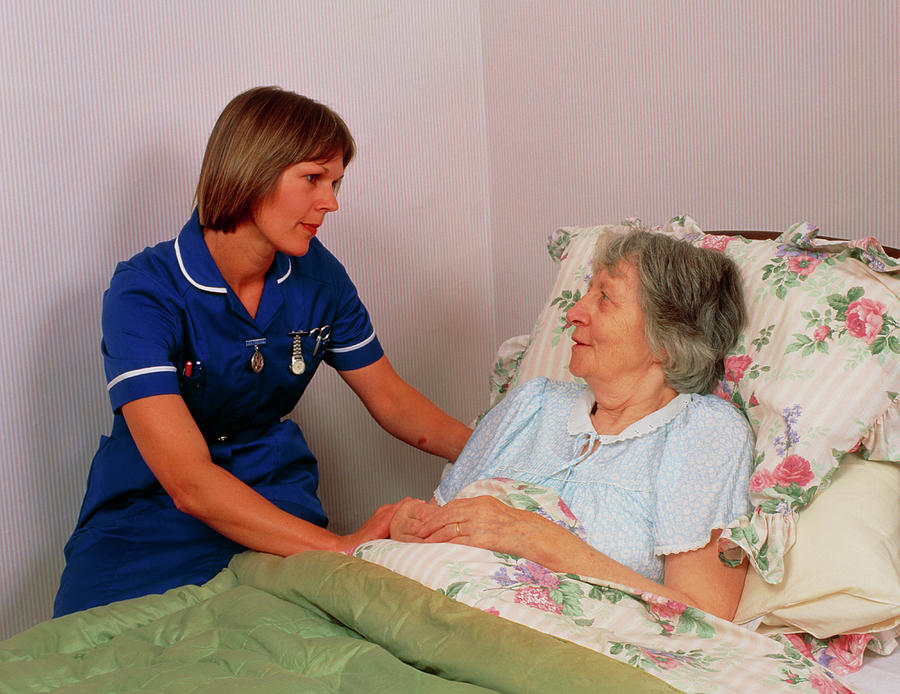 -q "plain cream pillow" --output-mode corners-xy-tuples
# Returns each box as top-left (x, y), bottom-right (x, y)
(735, 453), (900, 638)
